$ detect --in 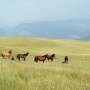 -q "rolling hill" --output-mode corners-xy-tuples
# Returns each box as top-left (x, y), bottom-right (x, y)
(0, 36), (90, 90)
